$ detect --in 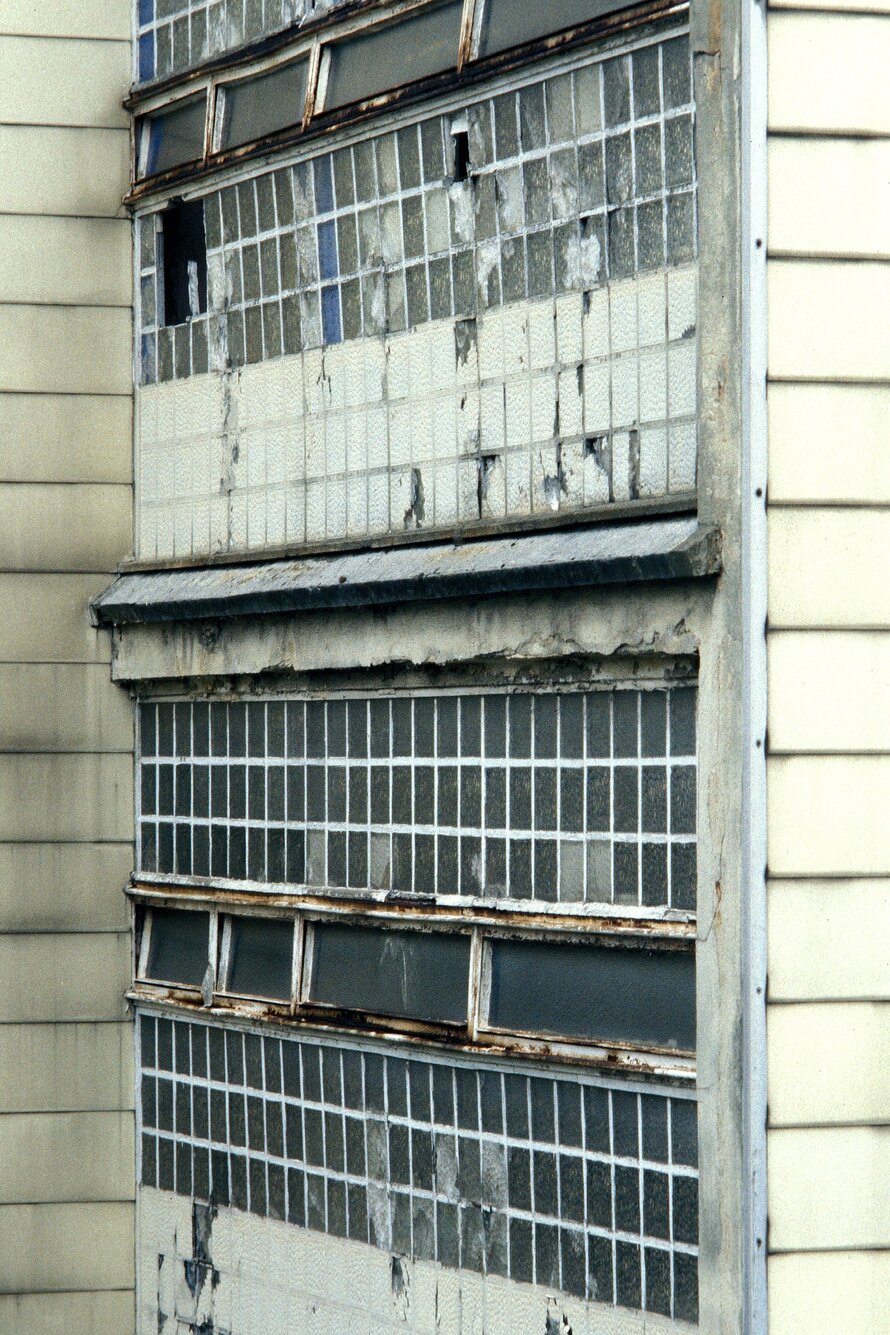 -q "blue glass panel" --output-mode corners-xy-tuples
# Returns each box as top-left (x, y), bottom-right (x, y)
(139, 31), (155, 83)
(314, 155), (334, 214)
(321, 285), (342, 344)
(317, 220), (338, 281)
(139, 0), (155, 27)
